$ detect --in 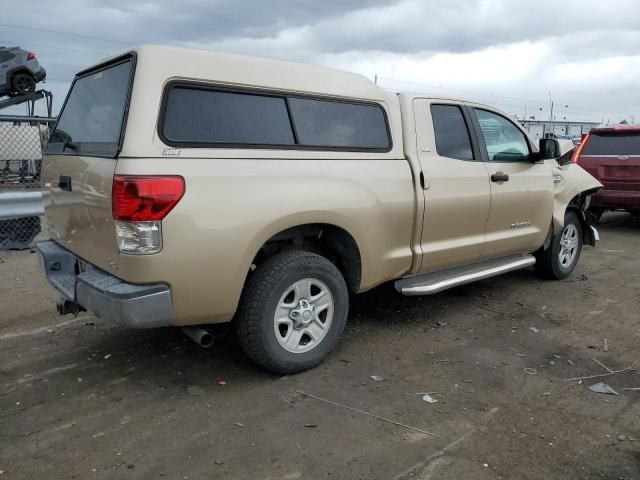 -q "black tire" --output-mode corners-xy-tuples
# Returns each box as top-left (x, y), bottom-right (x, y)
(534, 211), (583, 280)
(237, 250), (349, 374)
(11, 73), (36, 94)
